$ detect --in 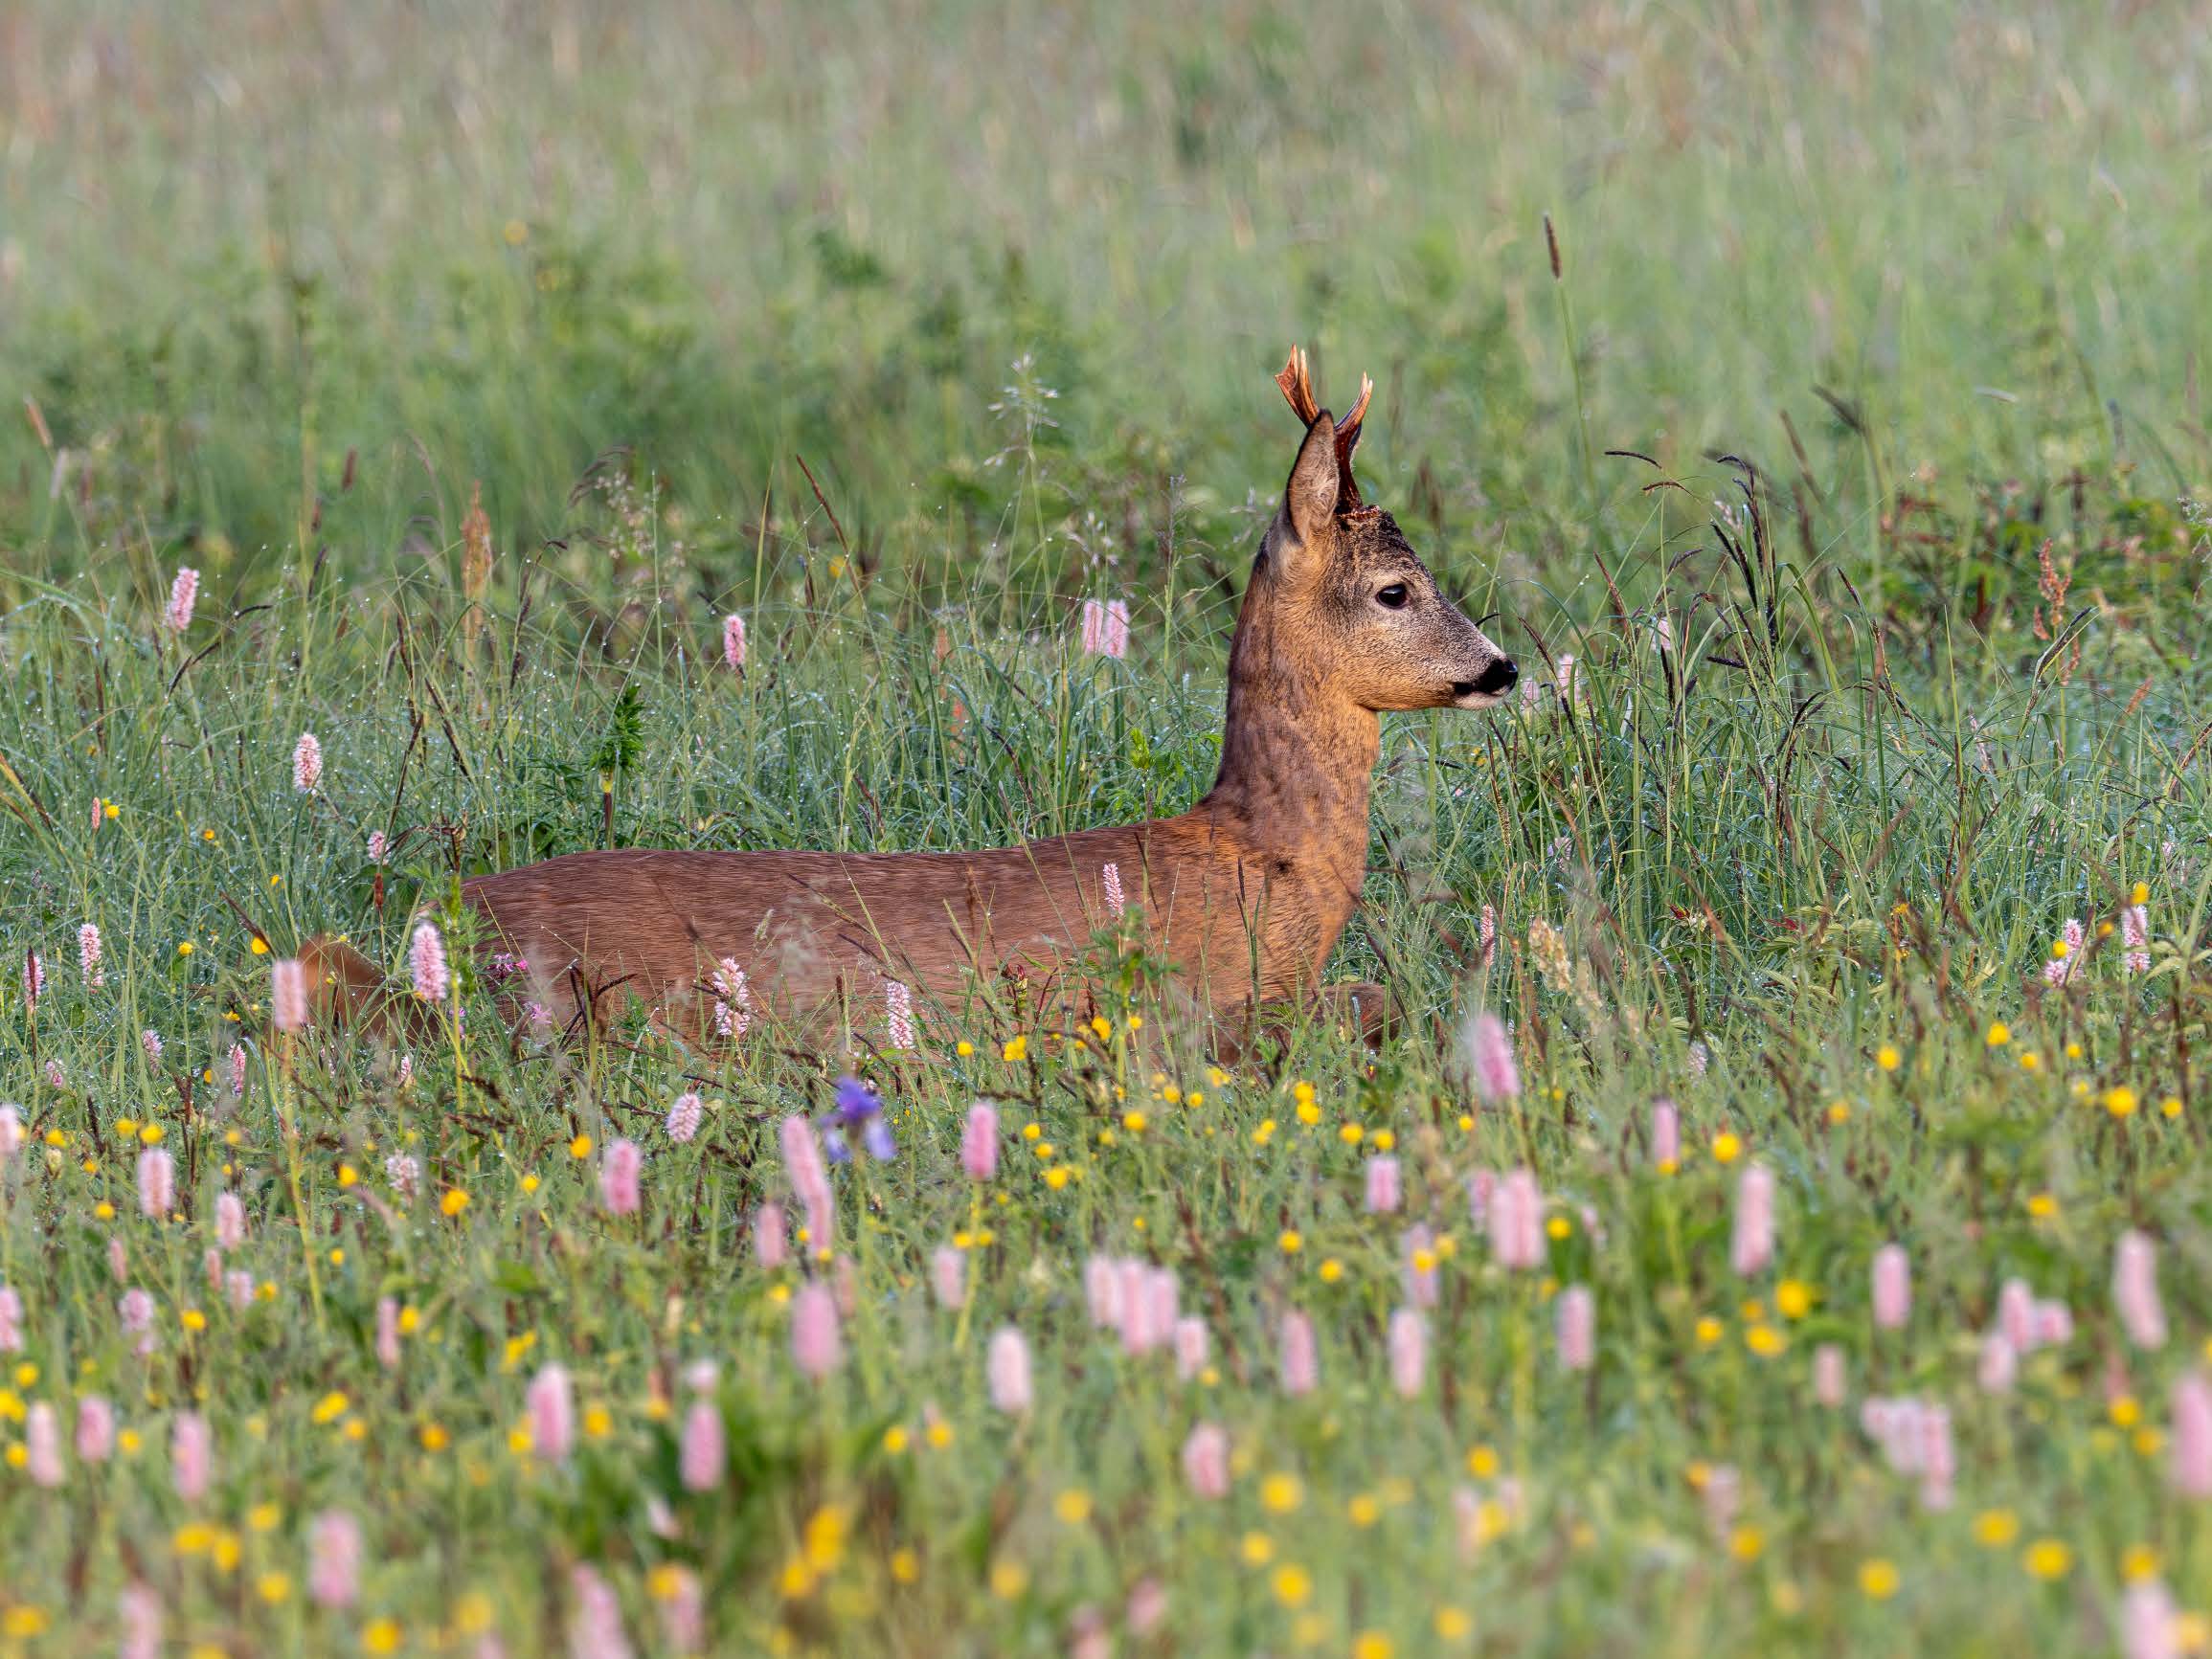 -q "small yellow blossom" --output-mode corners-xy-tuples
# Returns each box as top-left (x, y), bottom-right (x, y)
(1271, 1565), (1312, 1606)
(1875, 1044), (1900, 1072)
(1278, 1229), (1303, 1255)
(1973, 1509), (2020, 1547)
(1710, 1132), (1742, 1164)
(2023, 1539), (2071, 1581)
(1859, 1558), (1899, 1599)
(1260, 1473), (1303, 1513)
(2104, 1087), (2137, 1118)
(1002, 1035), (1028, 1063)
(1053, 1489), (1092, 1524)
(1985, 1021), (2010, 1047)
